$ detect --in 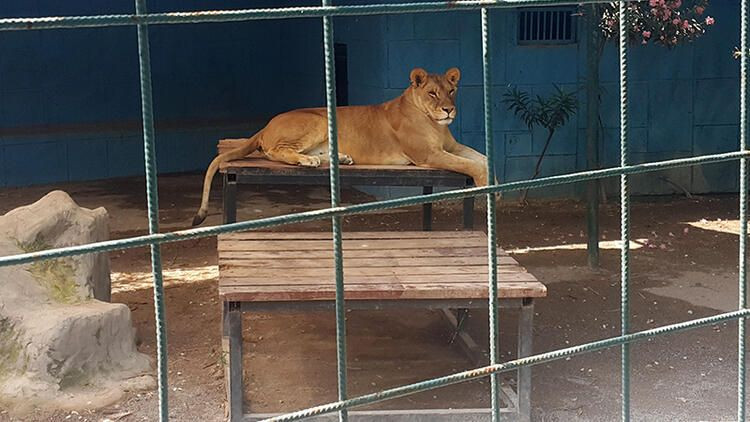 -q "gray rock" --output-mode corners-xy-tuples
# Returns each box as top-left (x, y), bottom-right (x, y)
(0, 191), (153, 414)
